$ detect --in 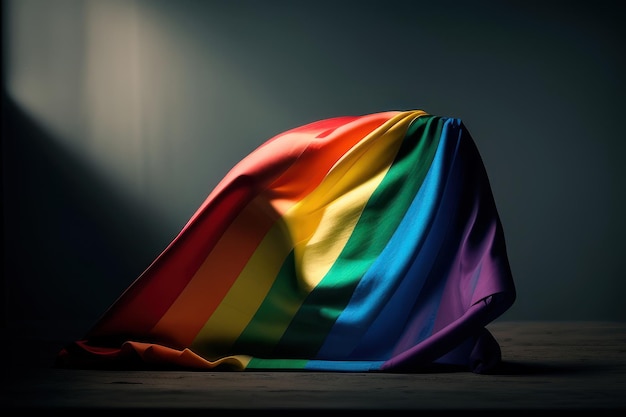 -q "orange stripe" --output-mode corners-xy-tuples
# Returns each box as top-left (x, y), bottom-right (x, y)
(149, 196), (279, 347)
